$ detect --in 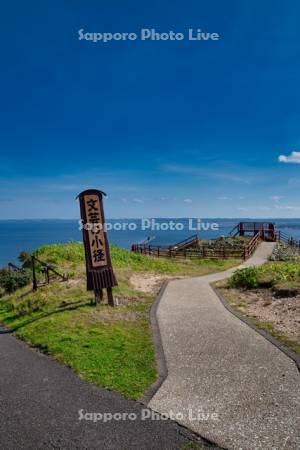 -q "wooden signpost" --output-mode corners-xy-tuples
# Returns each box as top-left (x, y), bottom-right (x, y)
(77, 189), (117, 306)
